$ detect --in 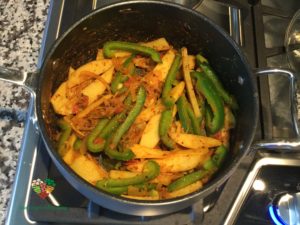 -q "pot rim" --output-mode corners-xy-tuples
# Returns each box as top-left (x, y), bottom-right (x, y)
(36, 0), (259, 210)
